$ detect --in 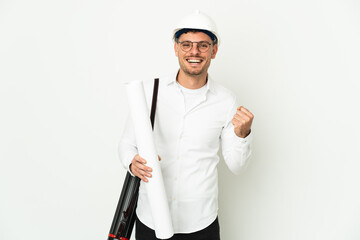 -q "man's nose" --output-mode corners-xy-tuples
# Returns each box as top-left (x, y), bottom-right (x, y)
(190, 43), (201, 54)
